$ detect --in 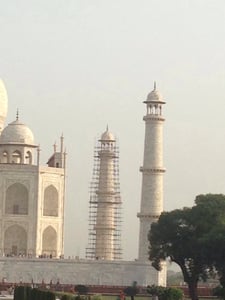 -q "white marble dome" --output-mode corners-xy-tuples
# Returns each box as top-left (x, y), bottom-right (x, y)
(100, 128), (115, 141)
(0, 80), (8, 129)
(146, 88), (163, 102)
(0, 119), (34, 145)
